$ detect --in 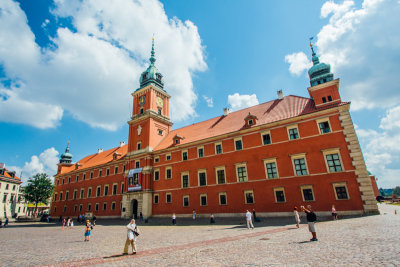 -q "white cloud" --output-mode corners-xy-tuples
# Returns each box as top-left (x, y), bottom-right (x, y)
(356, 106), (400, 188)
(202, 95), (214, 108)
(0, 0), (207, 130)
(228, 93), (259, 111)
(284, 52), (312, 76)
(285, 0), (400, 111)
(8, 148), (59, 183)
